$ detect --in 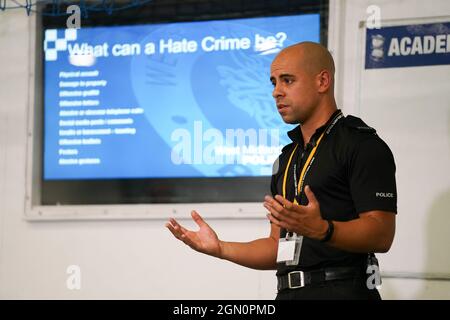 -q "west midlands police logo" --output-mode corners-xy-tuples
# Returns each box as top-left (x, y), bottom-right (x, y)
(370, 34), (385, 62)
(44, 29), (77, 61)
